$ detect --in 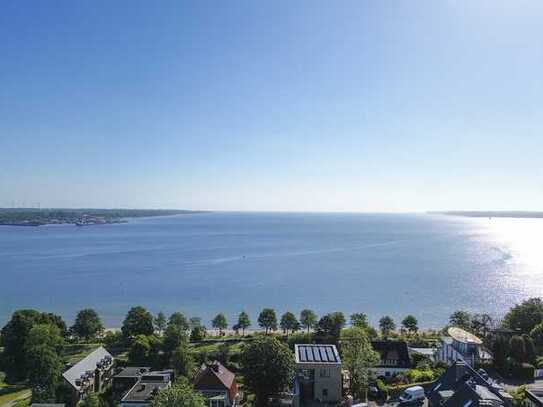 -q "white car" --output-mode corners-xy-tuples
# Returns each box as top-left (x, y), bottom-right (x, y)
(399, 385), (425, 404)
